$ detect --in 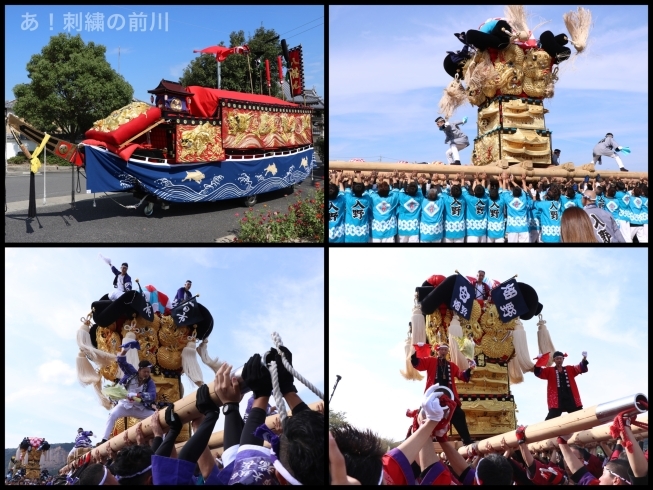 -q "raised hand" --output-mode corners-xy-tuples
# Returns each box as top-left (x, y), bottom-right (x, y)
(214, 362), (242, 404)
(242, 353), (273, 399)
